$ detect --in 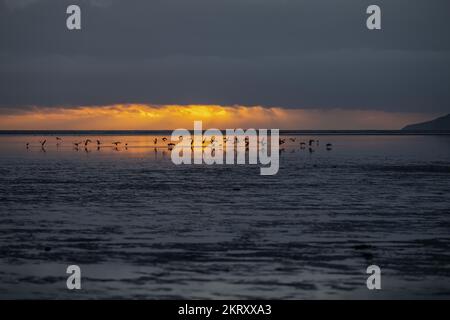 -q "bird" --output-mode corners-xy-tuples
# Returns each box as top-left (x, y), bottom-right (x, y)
(162, 137), (167, 142)
(112, 141), (121, 146)
(26, 142), (30, 149)
(40, 140), (47, 147)
(73, 142), (81, 147)
(96, 140), (101, 146)
(308, 139), (315, 146)
(154, 138), (158, 144)
(290, 138), (296, 142)
(56, 137), (62, 141)
(84, 139), (92, 146)
(279, 139), (285, 145)
(326, 143), (333, 150)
